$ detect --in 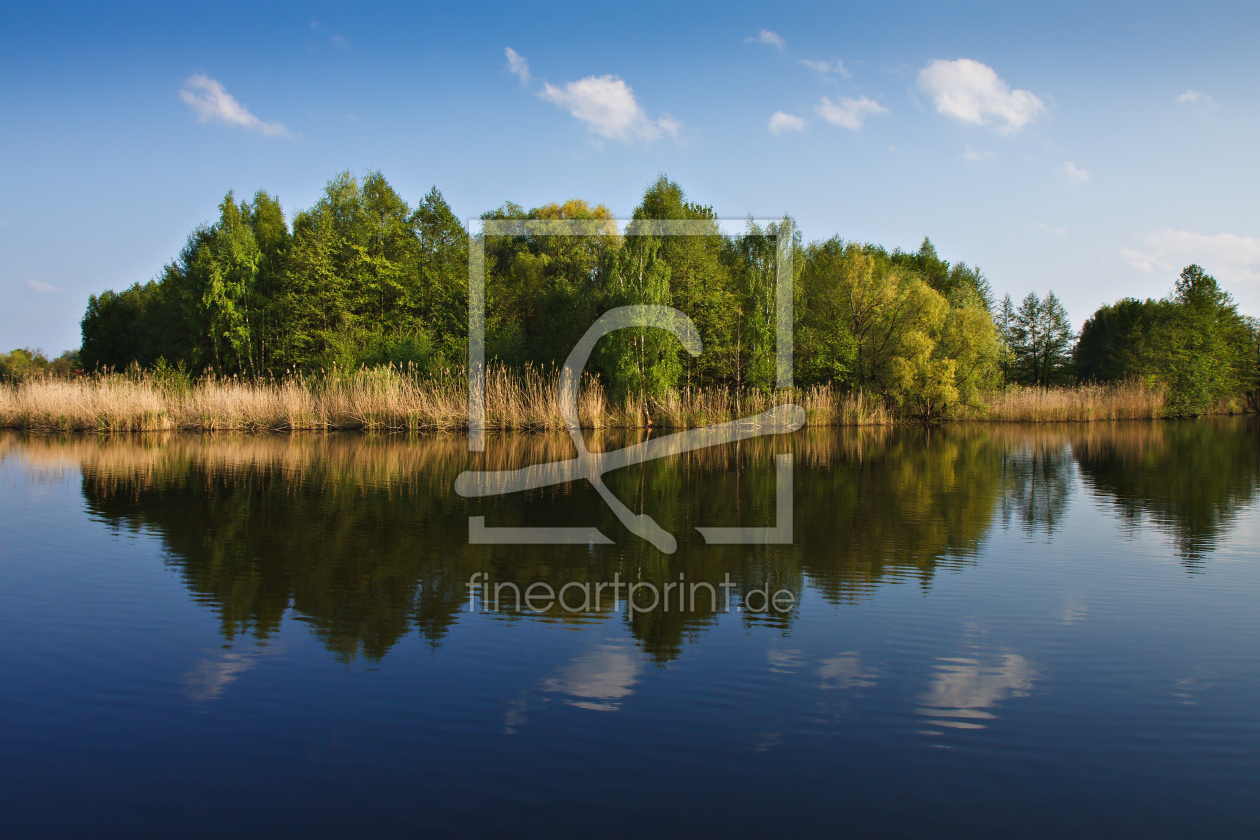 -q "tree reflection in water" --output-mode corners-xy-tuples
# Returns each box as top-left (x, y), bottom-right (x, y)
(5, 417), (1252, 662)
